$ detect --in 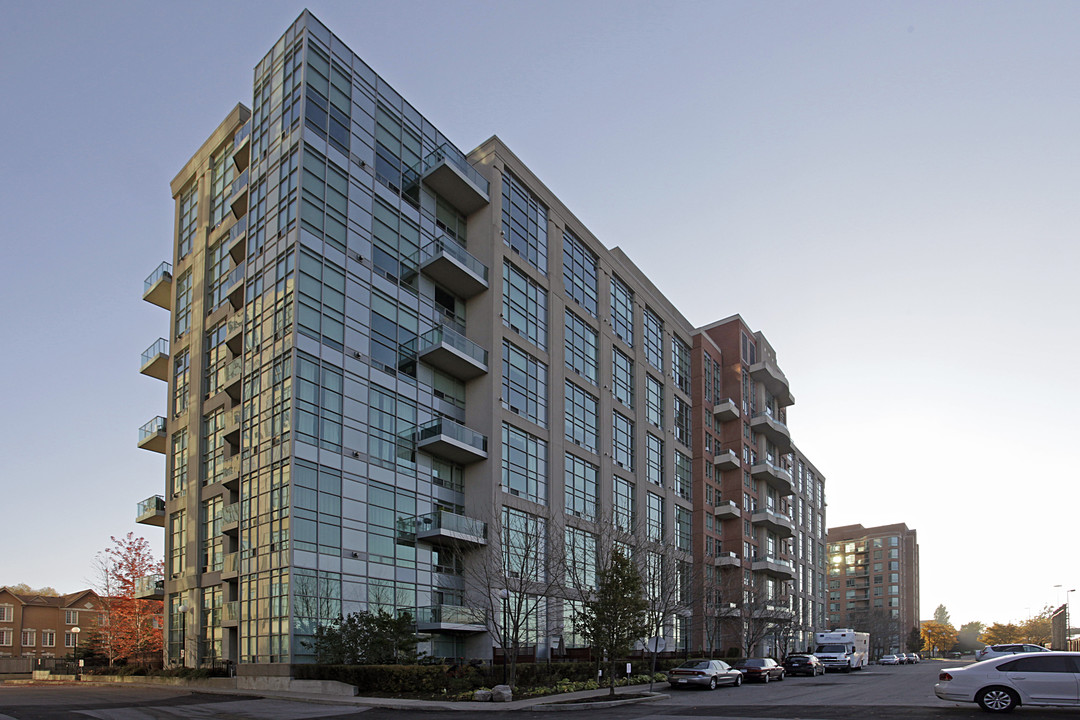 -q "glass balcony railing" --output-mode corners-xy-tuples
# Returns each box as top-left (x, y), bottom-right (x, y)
(420, 143), (489, 196)
(140, 338), (169, 368)
(413, 325), (488, 366)
(752, 554), (793, 569)
(223, 600), (239, 623)
(136, 495), (165, 517)
(223, 357), (243, 385)
(420, 238), (489, 283)
(222, 502), (240, 526)
(233, 121), (251, 150)
(225, 263), (245, 294)
(144, 262), (172, 295)
(139, 416), (166, 443)
(415, 510), (487, 540)
(229, 215), (247, 242)
(416, 418), (487, 453)
(221, 552), (239, 575)
(230, 169), (249, 199)
(134, 575), (164, 597)
(415, 604), (486, 626)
